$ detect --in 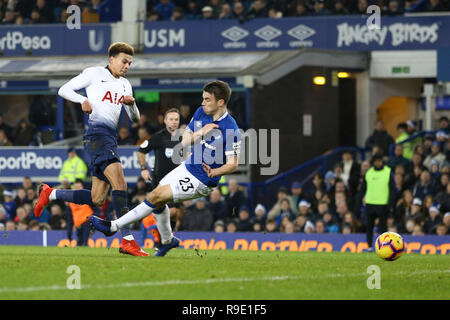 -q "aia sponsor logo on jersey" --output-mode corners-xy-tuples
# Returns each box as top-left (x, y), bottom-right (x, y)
(101, 91), (124, 105)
